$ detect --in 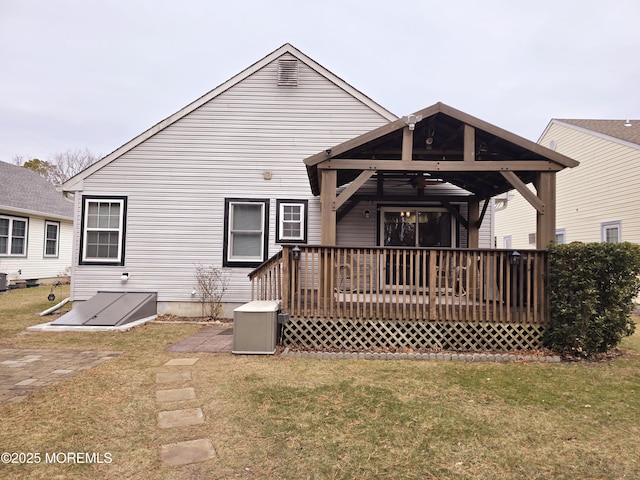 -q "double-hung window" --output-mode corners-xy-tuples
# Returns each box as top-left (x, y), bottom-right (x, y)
(601, 221), (621, 243)
(0, 215), (28, 256)
(80, 196), (127, 265)
(224, 199), (269, 267)
(44, 220), (60, 257)
(276, 200), (307, 243)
